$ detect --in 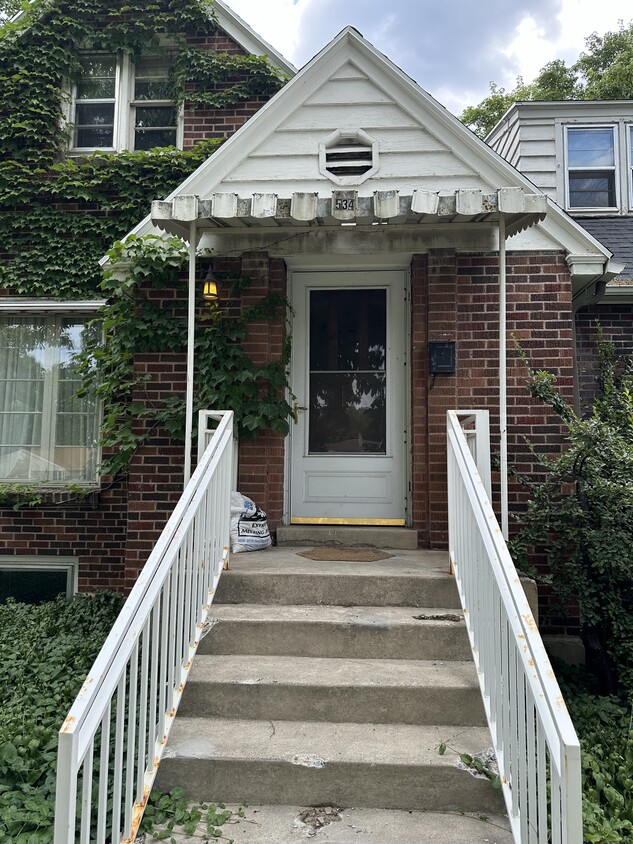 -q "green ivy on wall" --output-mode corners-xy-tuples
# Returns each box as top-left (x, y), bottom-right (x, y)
(79, 235), (293, 478)
(0, 0), (292, 487)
